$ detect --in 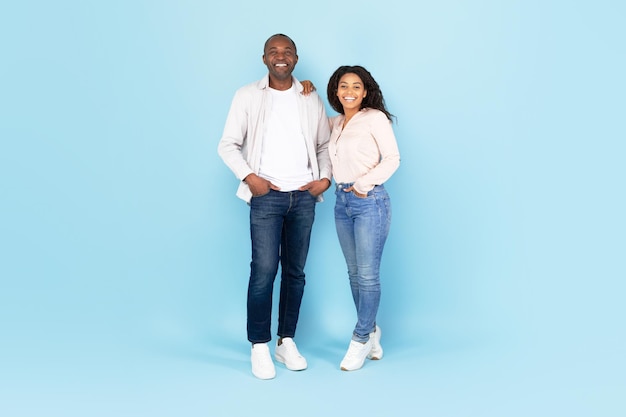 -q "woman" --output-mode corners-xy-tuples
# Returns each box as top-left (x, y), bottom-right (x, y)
(327, 65), (400, 371)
